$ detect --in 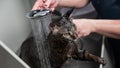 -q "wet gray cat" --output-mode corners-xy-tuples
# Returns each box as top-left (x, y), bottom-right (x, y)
(20, 9), (106, 68)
